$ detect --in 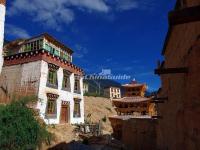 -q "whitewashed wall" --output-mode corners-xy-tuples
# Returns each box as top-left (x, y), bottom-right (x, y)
(37, 60), (84, 124)
(0, 60), (84, 125)
(0, 4), (6, 73)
